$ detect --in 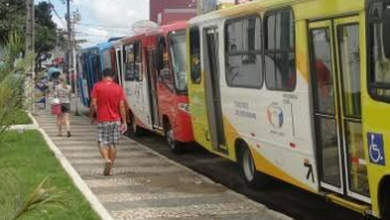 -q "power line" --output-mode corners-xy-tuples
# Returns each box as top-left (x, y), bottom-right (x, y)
(48, 0), (66, 26)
